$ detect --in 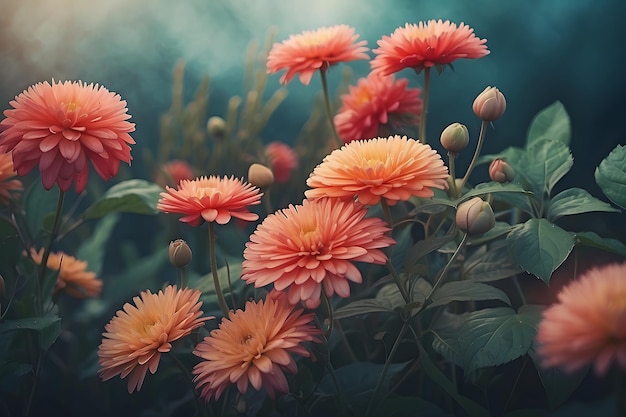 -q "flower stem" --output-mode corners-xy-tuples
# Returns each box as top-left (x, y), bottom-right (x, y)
(208, 222), (230, 317)
(447, 152), (459, 198)
(387, 259), (410, 305)
(418, 67), (431, 144)
(36, 188), (65, 315)
(179, 267), (187, 289)
(459, 120), (488, 192)
(319, 69), (343, 149)
(364, 319), (409, 417)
